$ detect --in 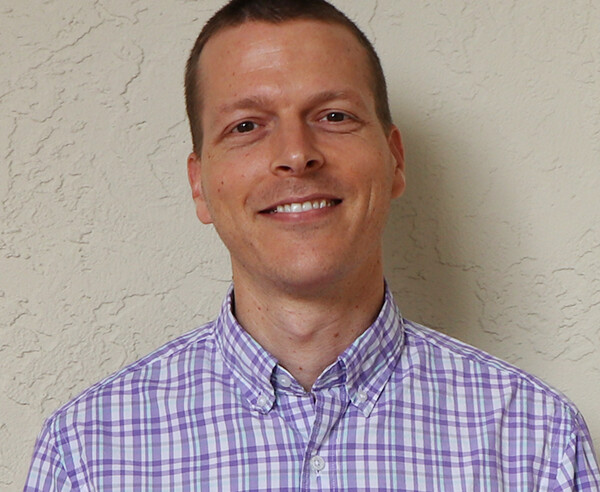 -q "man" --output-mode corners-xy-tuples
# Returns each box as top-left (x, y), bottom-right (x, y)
(25, 0), (600, 490)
